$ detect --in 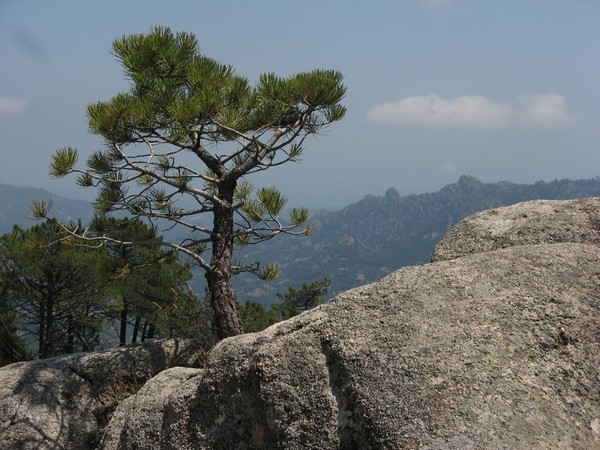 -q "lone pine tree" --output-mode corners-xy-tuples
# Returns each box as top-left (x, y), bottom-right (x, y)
(36, 27), (346, 339)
